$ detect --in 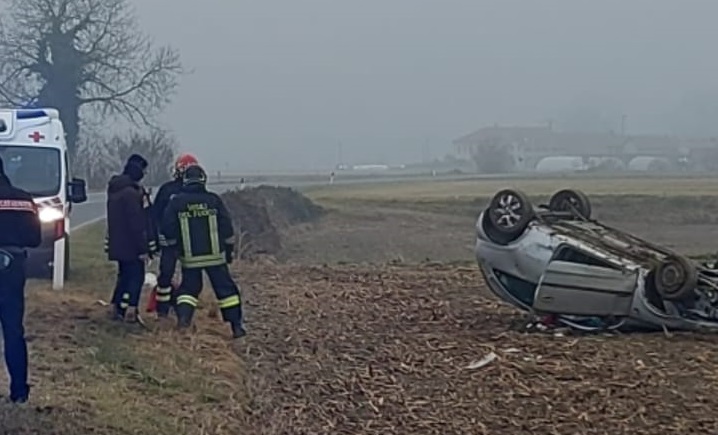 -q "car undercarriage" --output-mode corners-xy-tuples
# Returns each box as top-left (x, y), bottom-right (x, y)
(475, 188), (718, 332)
